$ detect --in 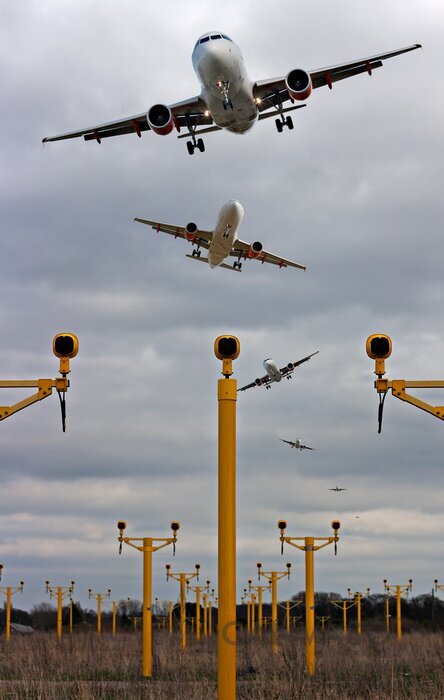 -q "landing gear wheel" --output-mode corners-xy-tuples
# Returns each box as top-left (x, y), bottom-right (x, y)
(286, 116), (294, 130)
(197, 250), (201, 258)
(275, 119), (283, 133)
(197, 138), (205, 153)
(187, 141), (195, 155)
